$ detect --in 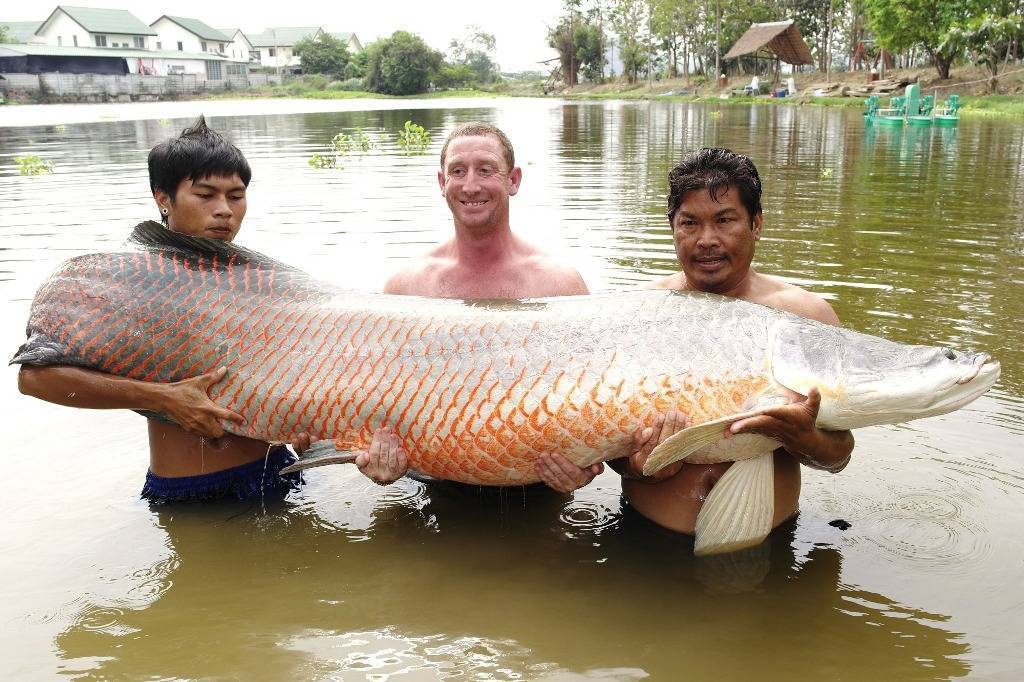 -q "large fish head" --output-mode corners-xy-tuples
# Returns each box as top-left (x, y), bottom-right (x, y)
(770, 320), (1000, 429)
